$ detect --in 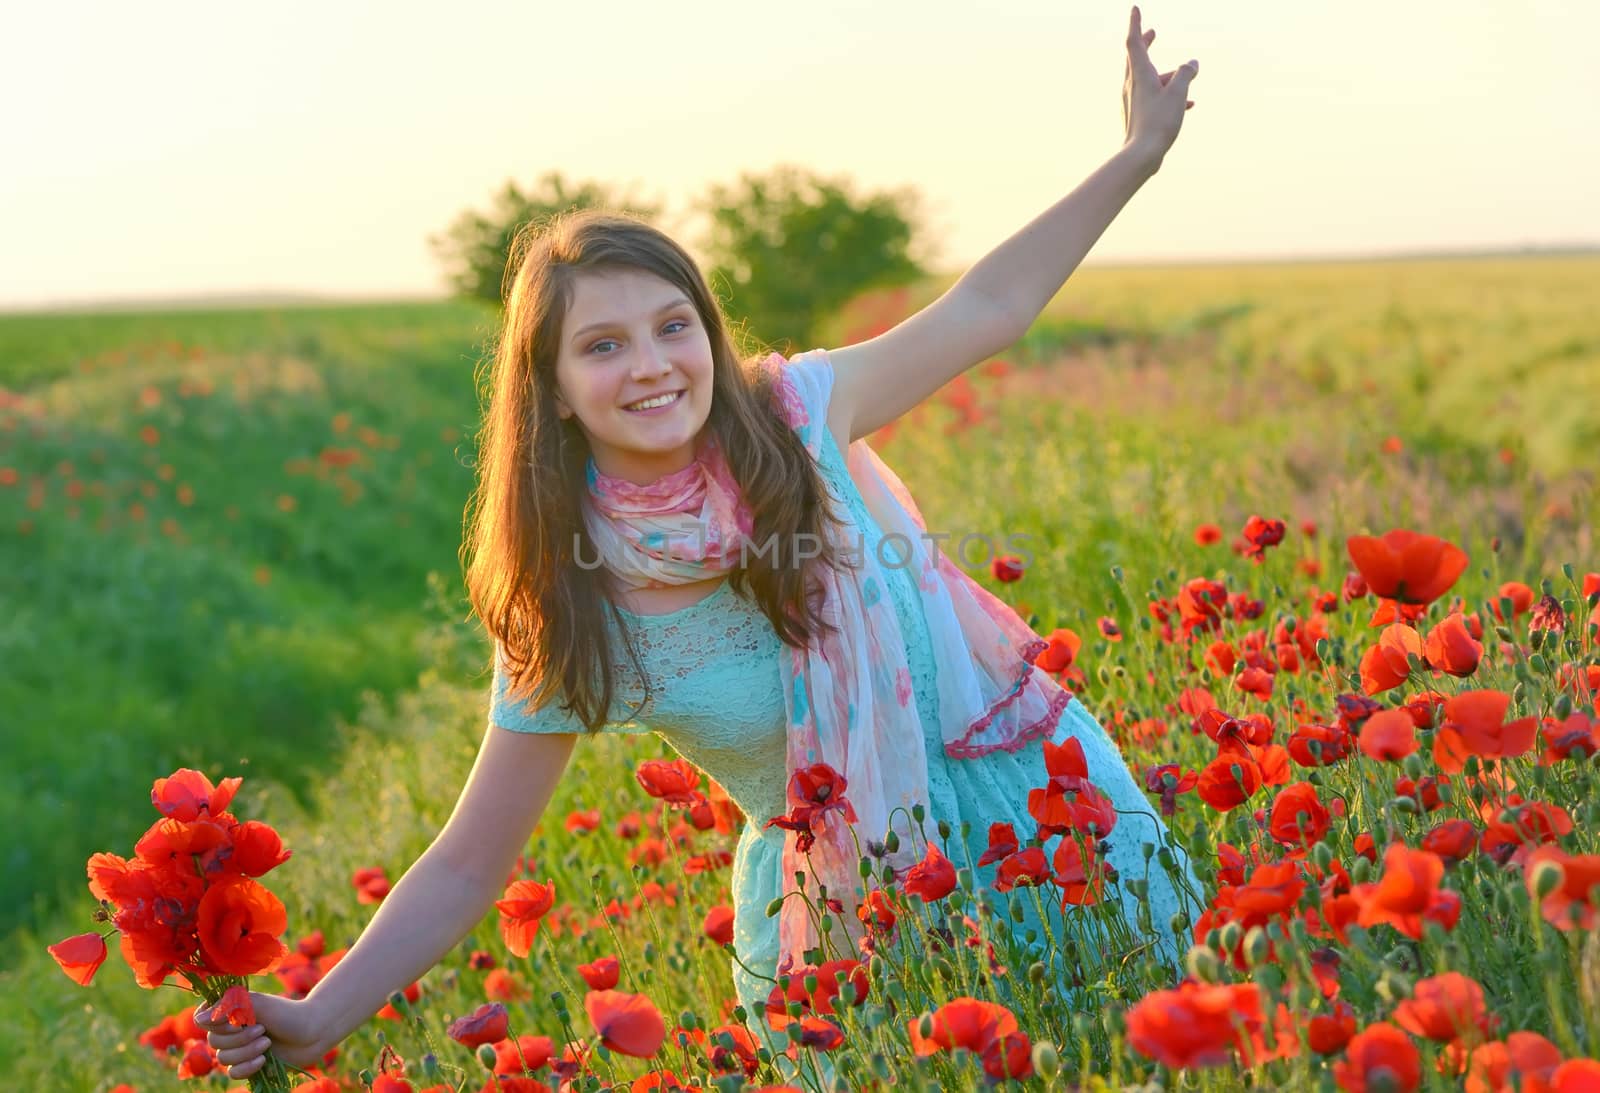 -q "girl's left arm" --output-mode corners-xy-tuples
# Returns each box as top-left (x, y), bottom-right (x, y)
(829, 6), (1196, 443)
